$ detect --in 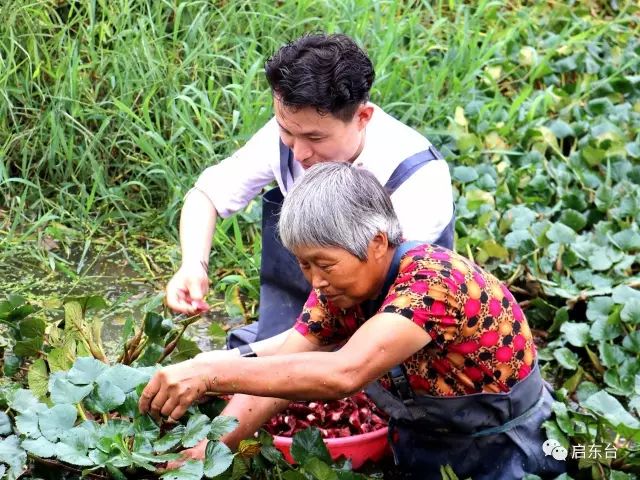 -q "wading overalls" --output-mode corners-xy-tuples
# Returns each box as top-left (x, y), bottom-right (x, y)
(226, 143), (455, 349)
(363, 241), (567, 479)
